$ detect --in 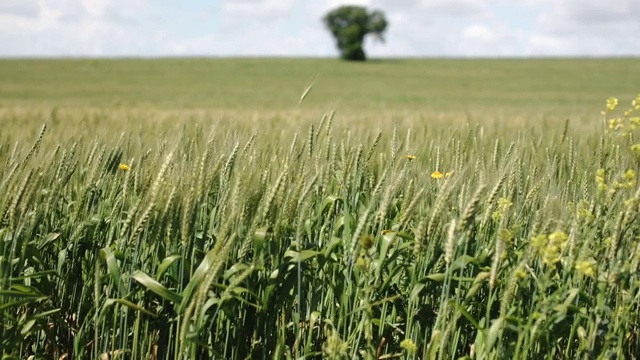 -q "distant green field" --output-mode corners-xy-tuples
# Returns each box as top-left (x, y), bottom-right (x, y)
(1, 58), (639, 116)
